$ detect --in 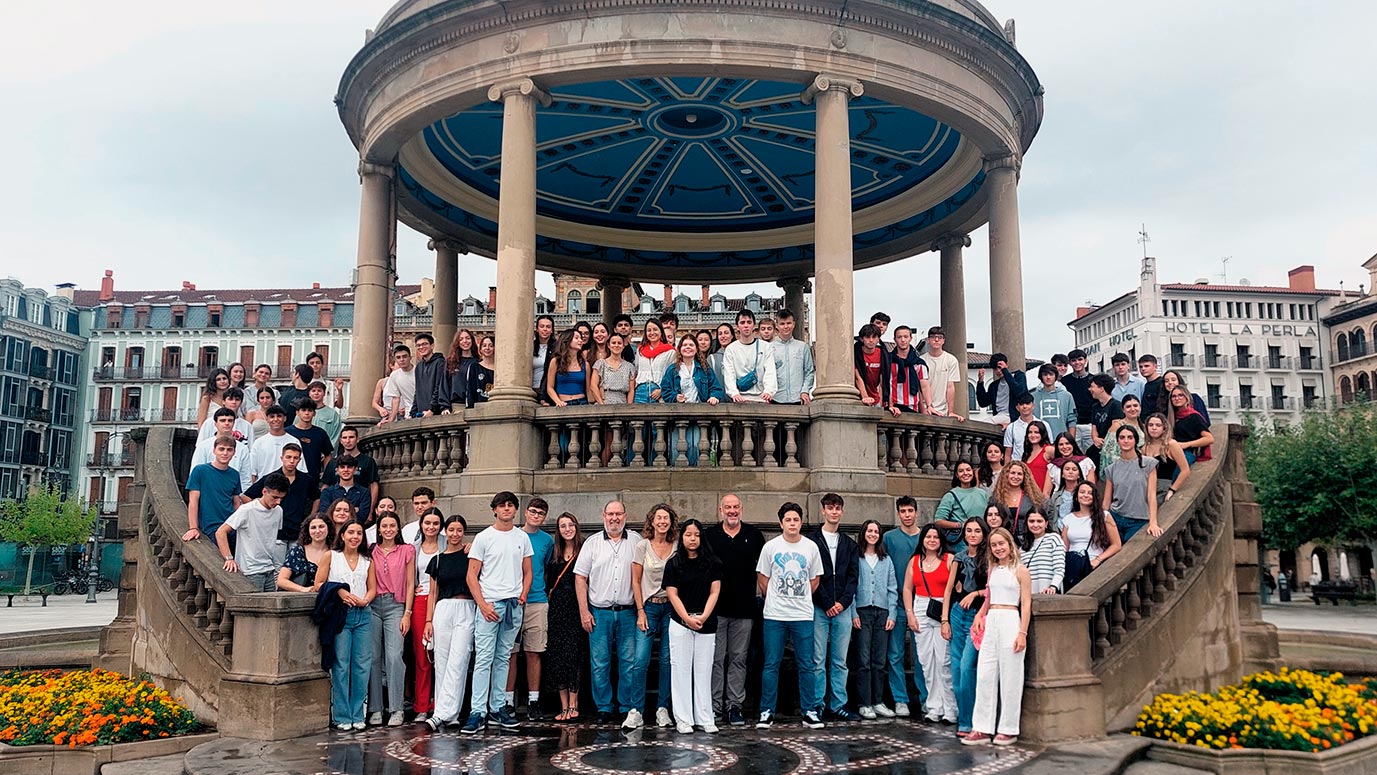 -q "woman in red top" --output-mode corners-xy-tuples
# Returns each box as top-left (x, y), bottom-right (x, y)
(902, 524), (957, 724)
(1021, 421), (1053, 494)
